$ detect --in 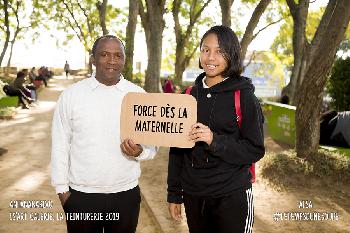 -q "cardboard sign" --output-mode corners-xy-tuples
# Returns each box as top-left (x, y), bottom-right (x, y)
(120, 92), (197, 148)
